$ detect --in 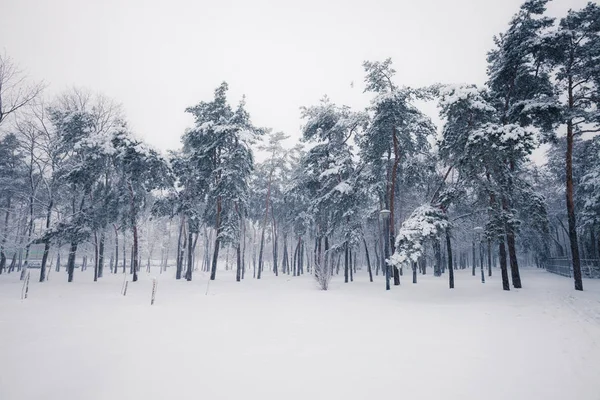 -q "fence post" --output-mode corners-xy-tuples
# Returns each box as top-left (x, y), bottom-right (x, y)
(21, 272), (31, 300)
(150, 278), (157, 305)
